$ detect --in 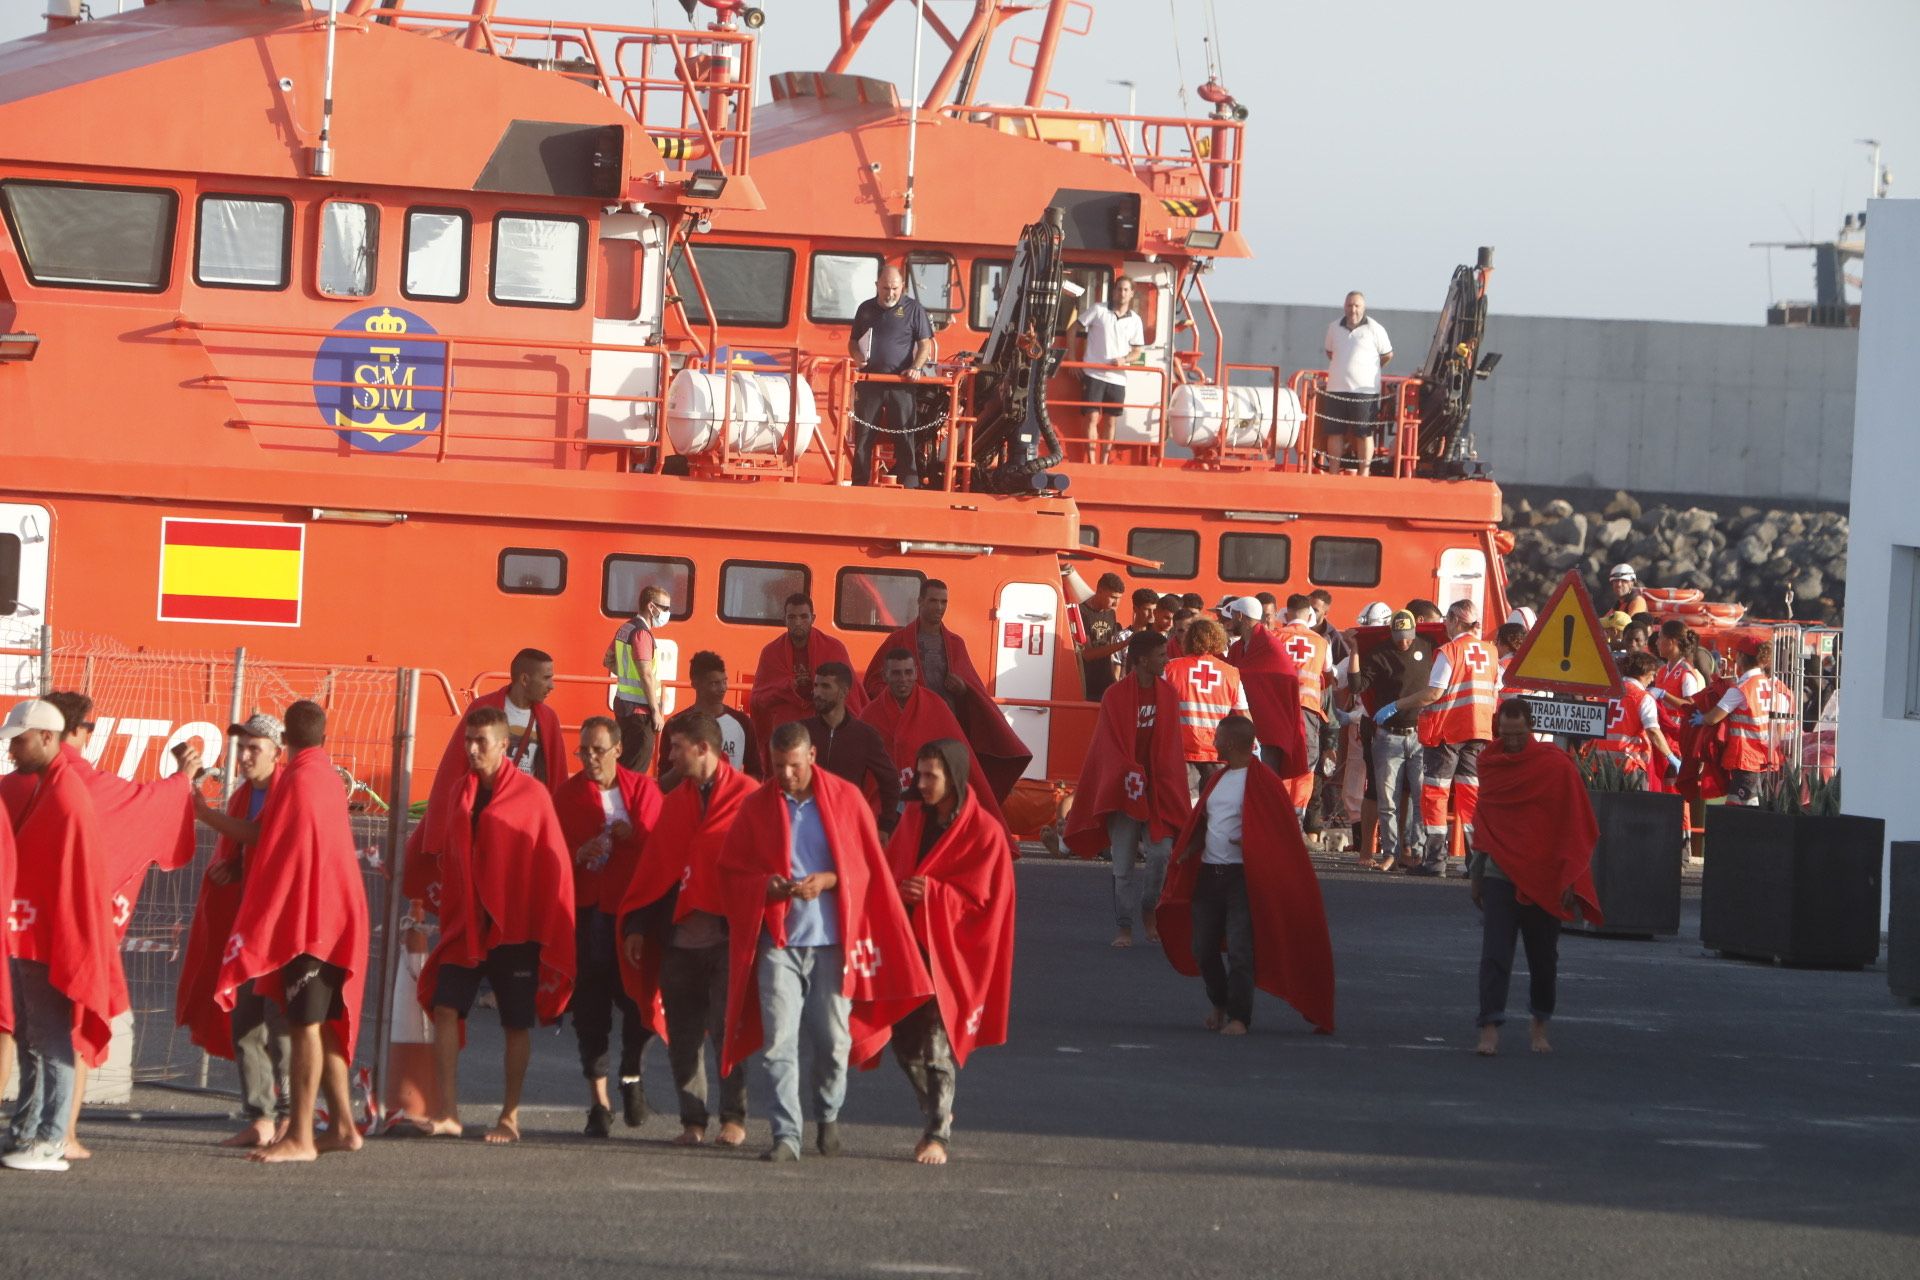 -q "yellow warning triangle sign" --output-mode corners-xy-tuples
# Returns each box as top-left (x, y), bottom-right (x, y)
(1504, 570), (1623, 697)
